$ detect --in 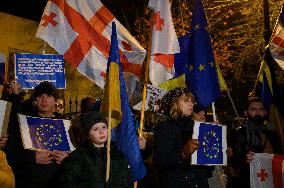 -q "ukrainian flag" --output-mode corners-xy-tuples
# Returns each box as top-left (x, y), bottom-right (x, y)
(101, 22), (146, 181)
